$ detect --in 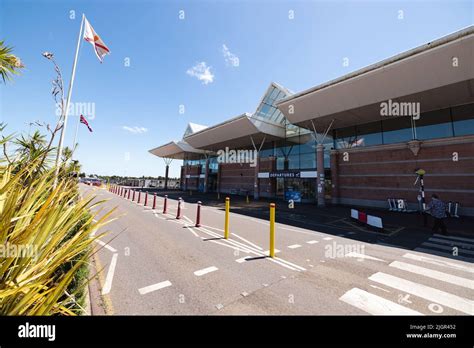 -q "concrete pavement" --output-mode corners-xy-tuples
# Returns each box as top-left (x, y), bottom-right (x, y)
(81, 184), (473, 315)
